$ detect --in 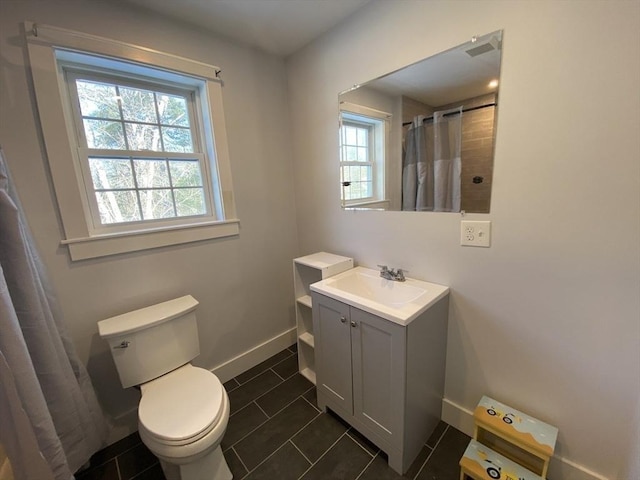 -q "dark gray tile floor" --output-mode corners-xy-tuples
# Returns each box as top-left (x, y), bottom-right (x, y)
(76, 345), (470, 480)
